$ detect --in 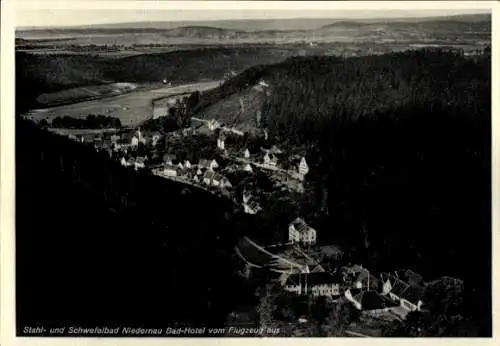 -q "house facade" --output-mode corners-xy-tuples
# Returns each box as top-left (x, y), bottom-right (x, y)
(380, 274), (424, 312)
(217, 135), (225, 150)
(288, 218), (317, 246)
(164, 164), (178, 177)
(298, 157), (309, 175)
(284, 272), (342, 297)
(152, 133), (161, 146)
(198, 159), (218, 171)
(241, 163), (253, 172)
(135, 157), (146, 170)
(208, 119), (221, 131)
(203, 171), (232, 188)
(131, 136), (139, 148)
(163, 154), (176, 165)
(242, 192), (261, 214)
(263, 153), (278, 167)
